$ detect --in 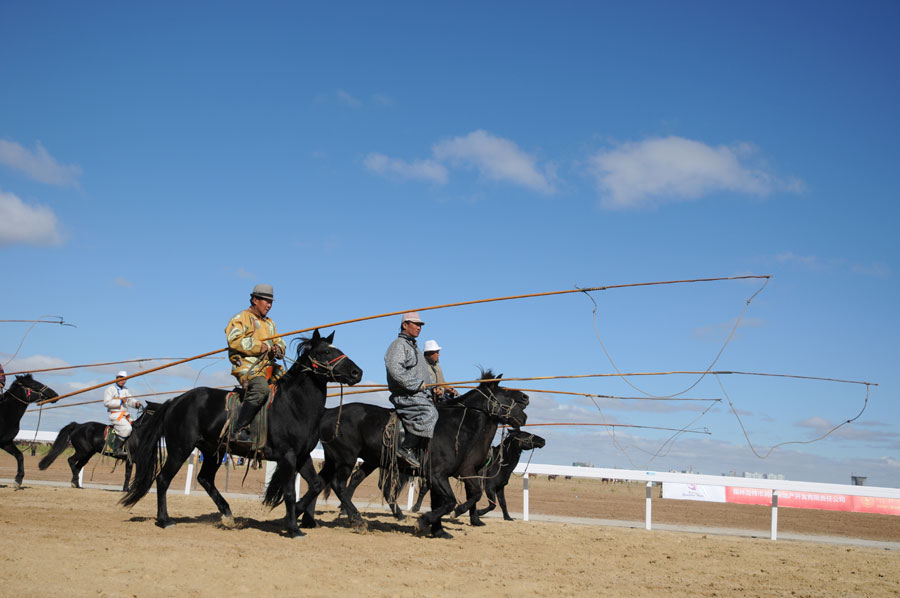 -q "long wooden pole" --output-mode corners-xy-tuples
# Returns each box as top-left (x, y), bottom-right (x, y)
(37, 275), (771, 406)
